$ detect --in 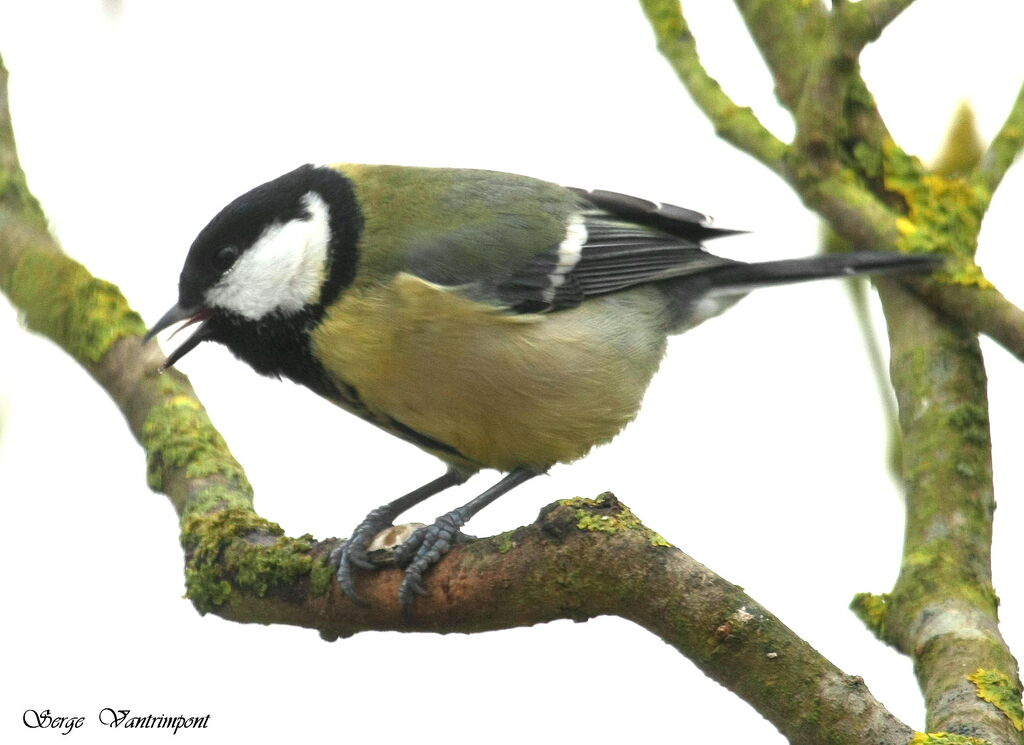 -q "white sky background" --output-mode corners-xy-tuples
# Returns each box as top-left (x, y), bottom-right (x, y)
(1, 1), (1021, 742)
